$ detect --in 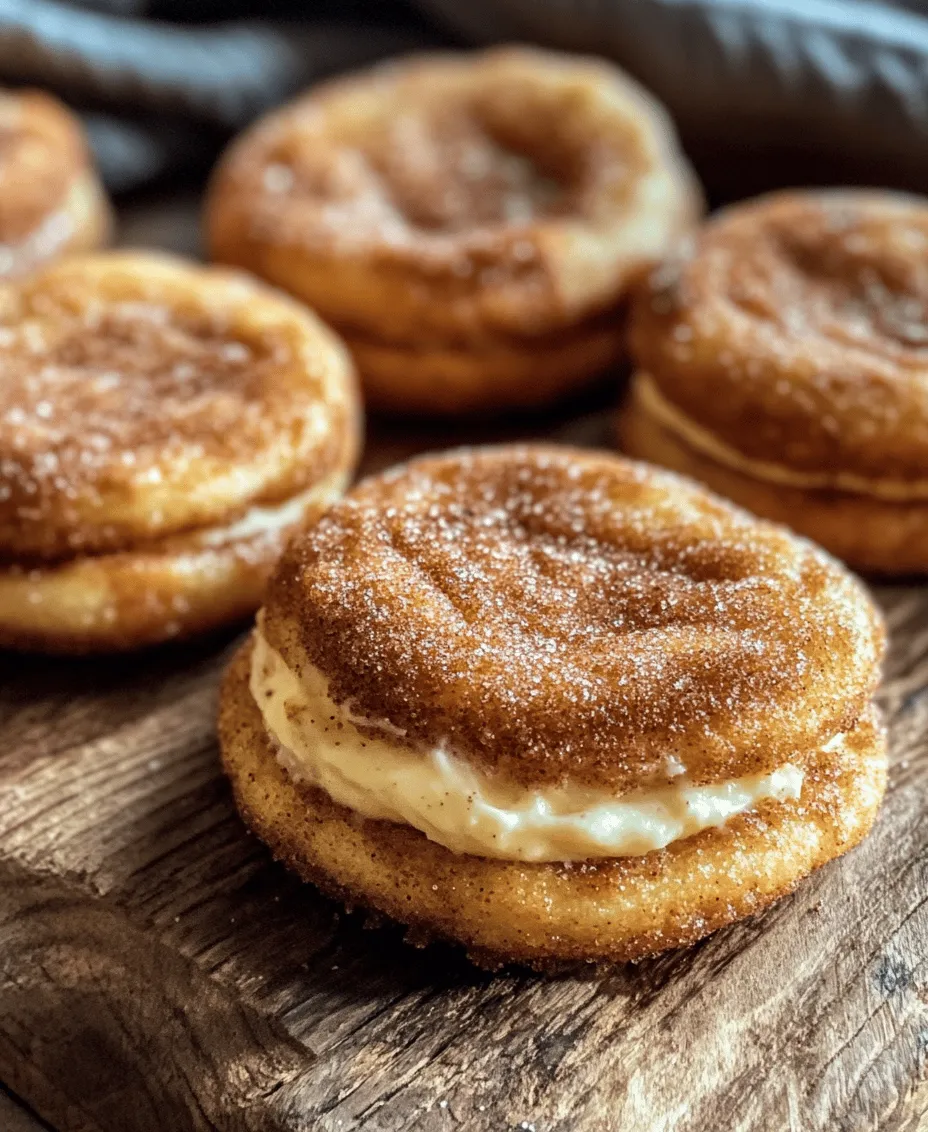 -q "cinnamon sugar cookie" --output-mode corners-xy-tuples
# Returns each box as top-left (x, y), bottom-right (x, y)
(622, 189), (928, 573)
(0, 252), (360, 652)
(206, 48), (701, 415)
(219, 445), (886, 967)
(0, 89), (110, 276)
